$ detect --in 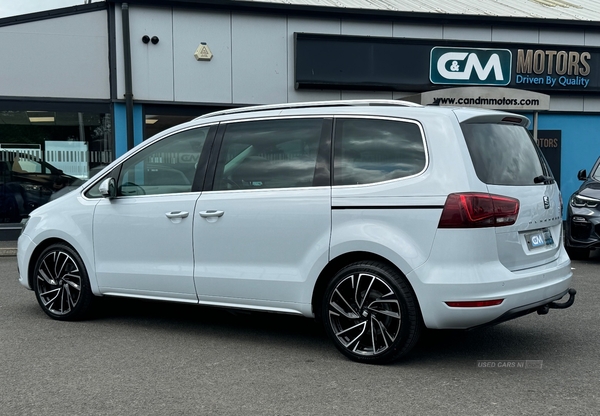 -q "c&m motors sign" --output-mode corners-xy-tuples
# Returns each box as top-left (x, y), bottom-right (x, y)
(430, 47), (512, 86)
(294, 33), (600, 92)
